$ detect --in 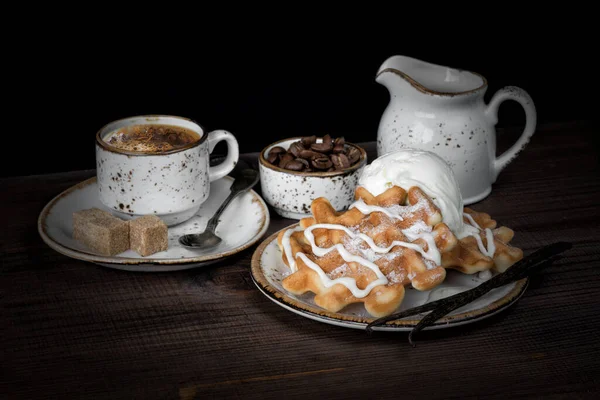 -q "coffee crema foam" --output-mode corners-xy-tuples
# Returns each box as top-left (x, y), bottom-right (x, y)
(103, 124), (201, 153)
